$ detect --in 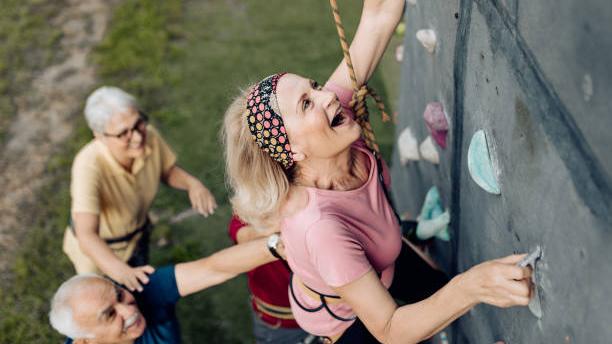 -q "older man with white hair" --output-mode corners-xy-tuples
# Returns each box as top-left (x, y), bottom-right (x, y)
(63, 86), (217, 292)
(51, 234), (283, 344)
